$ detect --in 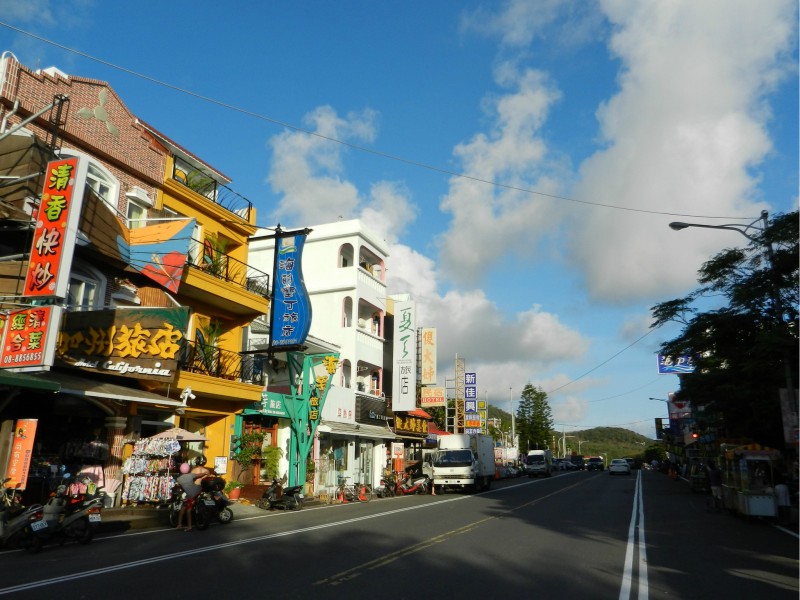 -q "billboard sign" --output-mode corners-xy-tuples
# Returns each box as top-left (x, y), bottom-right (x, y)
(24, 157), (87, 299)
(269, 230), (312, 349)
(0, 305), (62, 369)
(420, 386), (446, 408)
(419, 327), (437, 385)
(658, 354), (696, 374)
(392, 300), (417, 411)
